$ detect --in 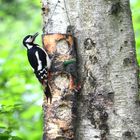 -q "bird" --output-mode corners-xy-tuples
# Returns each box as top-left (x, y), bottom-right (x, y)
(23, 32), (52, 102)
